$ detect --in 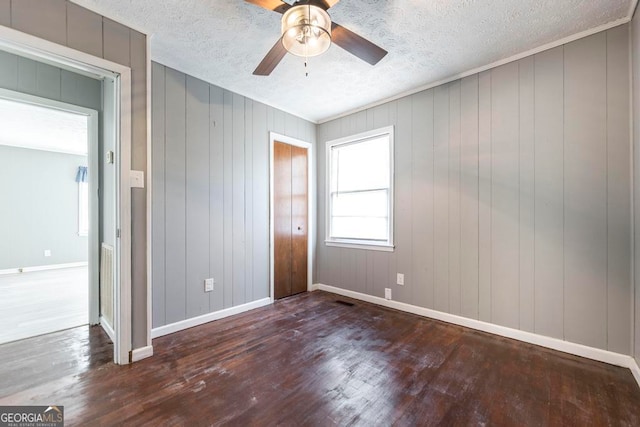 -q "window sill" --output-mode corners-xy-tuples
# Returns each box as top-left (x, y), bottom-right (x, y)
(325, 240), (395, 252)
